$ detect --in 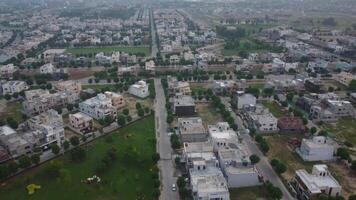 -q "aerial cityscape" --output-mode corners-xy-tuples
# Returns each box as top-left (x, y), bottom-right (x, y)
(0, 0), (356, 199)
